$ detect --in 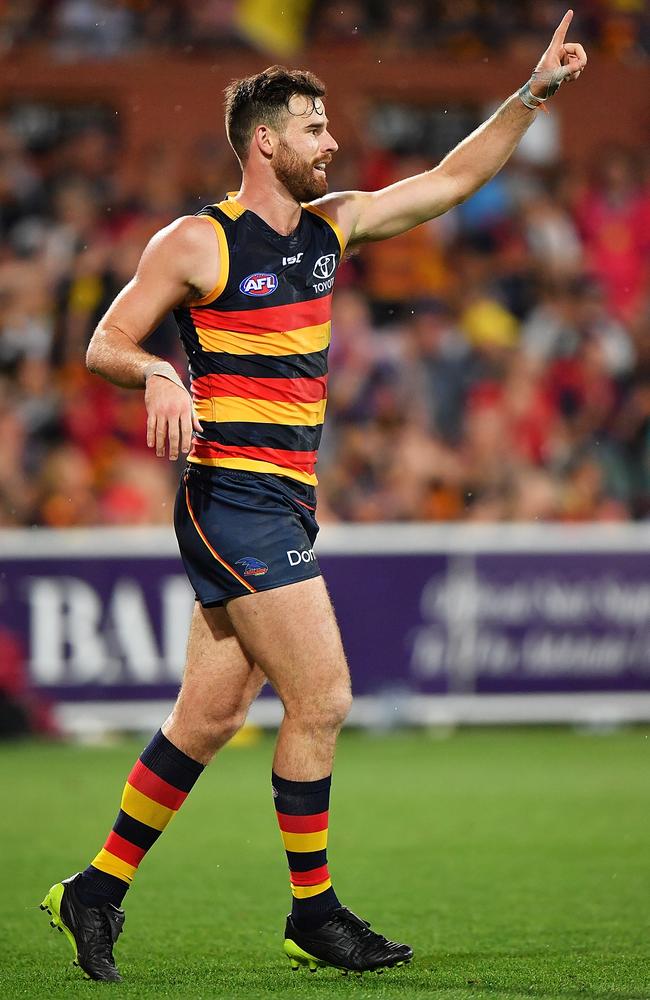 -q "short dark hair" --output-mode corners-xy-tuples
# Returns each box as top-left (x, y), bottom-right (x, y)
(224, 65), (326, 165)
